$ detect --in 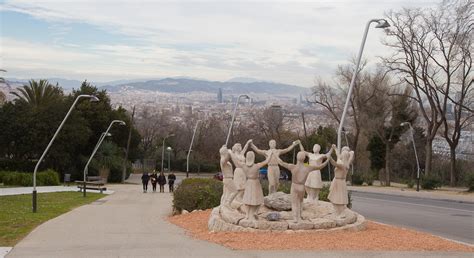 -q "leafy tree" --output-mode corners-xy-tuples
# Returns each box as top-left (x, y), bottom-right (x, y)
(11, 80), (63, 108)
